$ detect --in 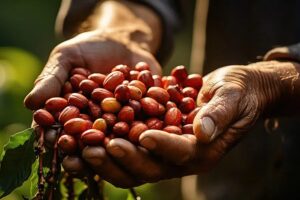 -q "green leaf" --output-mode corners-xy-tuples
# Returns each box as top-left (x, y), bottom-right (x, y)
(29, 160), (38, 198)
(0, 128), (36, 198)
